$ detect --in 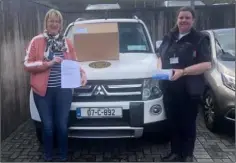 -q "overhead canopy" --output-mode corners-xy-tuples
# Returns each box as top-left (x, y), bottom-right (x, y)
(32, 0), (235, 12)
